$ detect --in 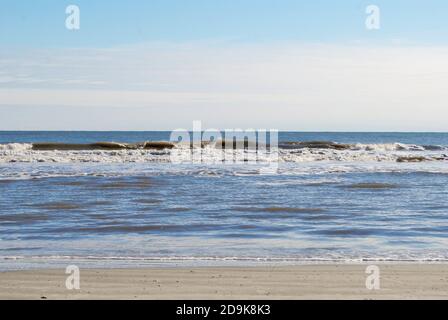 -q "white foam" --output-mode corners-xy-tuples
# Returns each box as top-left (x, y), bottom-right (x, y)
(0, 142), (446, 163)
(0, 143), (33, 152)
